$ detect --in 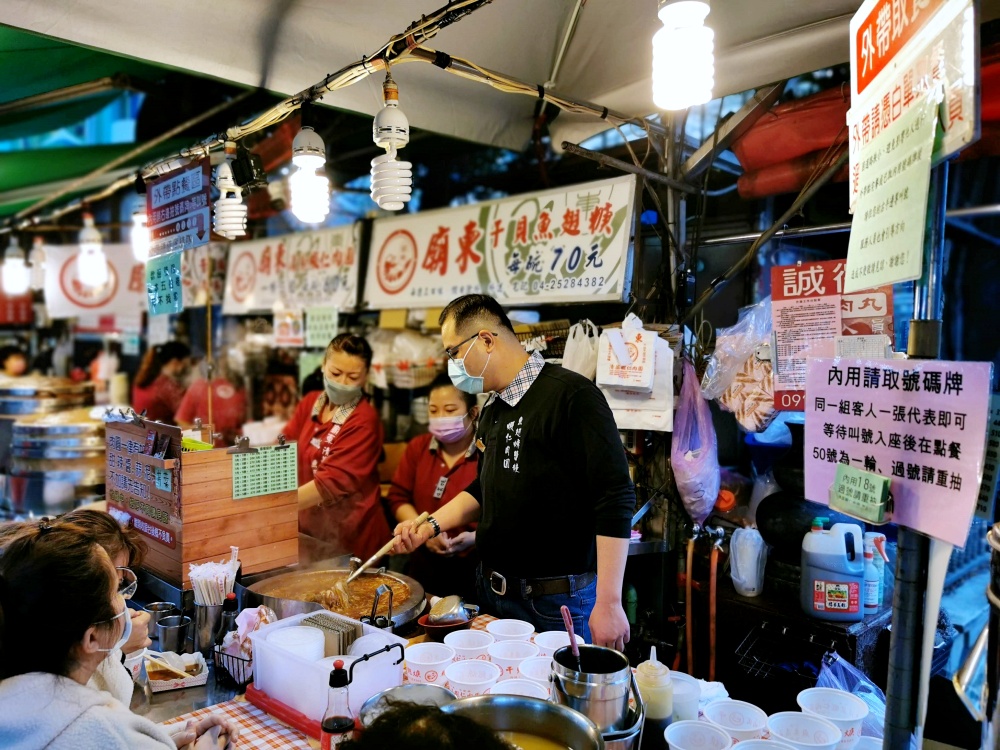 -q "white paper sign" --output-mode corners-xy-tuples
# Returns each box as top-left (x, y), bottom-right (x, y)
(844, 100), (936, 293)
(43, 244), (146, 319)
(223, 226), (360, 314)
(364, 175), (636, 309)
